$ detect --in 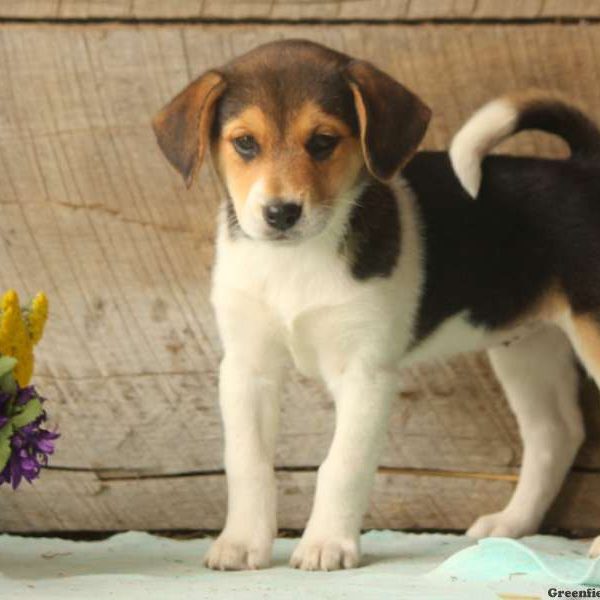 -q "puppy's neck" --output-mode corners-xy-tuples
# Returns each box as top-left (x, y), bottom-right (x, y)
(220, 176), (402, 284)
(340, 178), (401, 280)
